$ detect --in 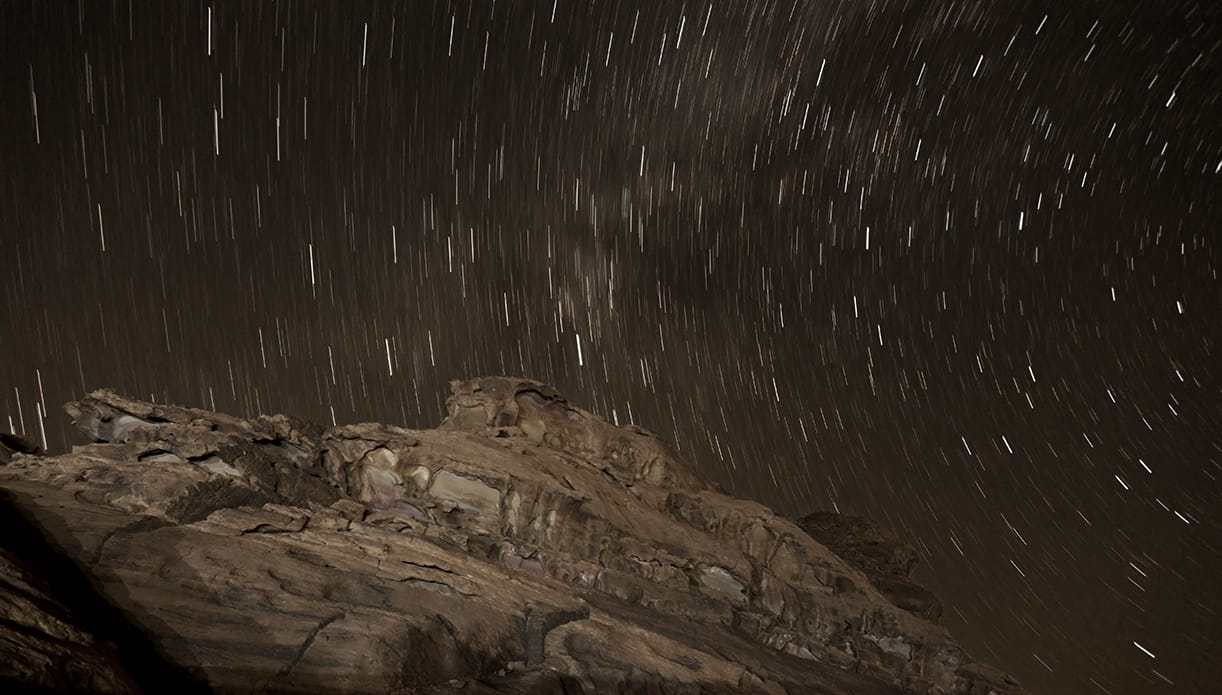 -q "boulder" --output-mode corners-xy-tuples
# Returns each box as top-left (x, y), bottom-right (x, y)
(0, 432), (42, 464)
